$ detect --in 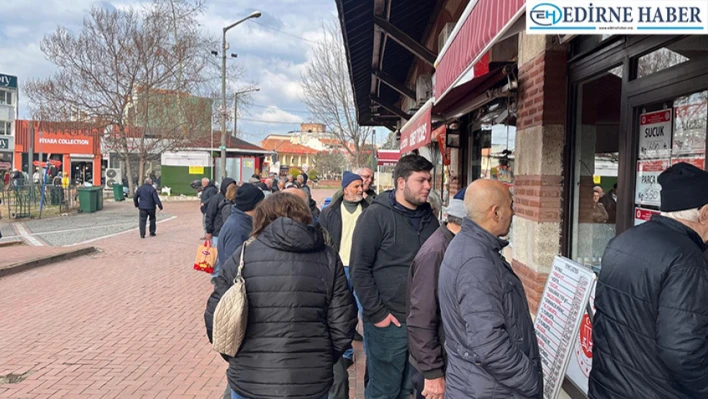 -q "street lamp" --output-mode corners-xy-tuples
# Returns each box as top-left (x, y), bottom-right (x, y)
(220, 10), (261, 179)
(234, 87), (260, 138)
